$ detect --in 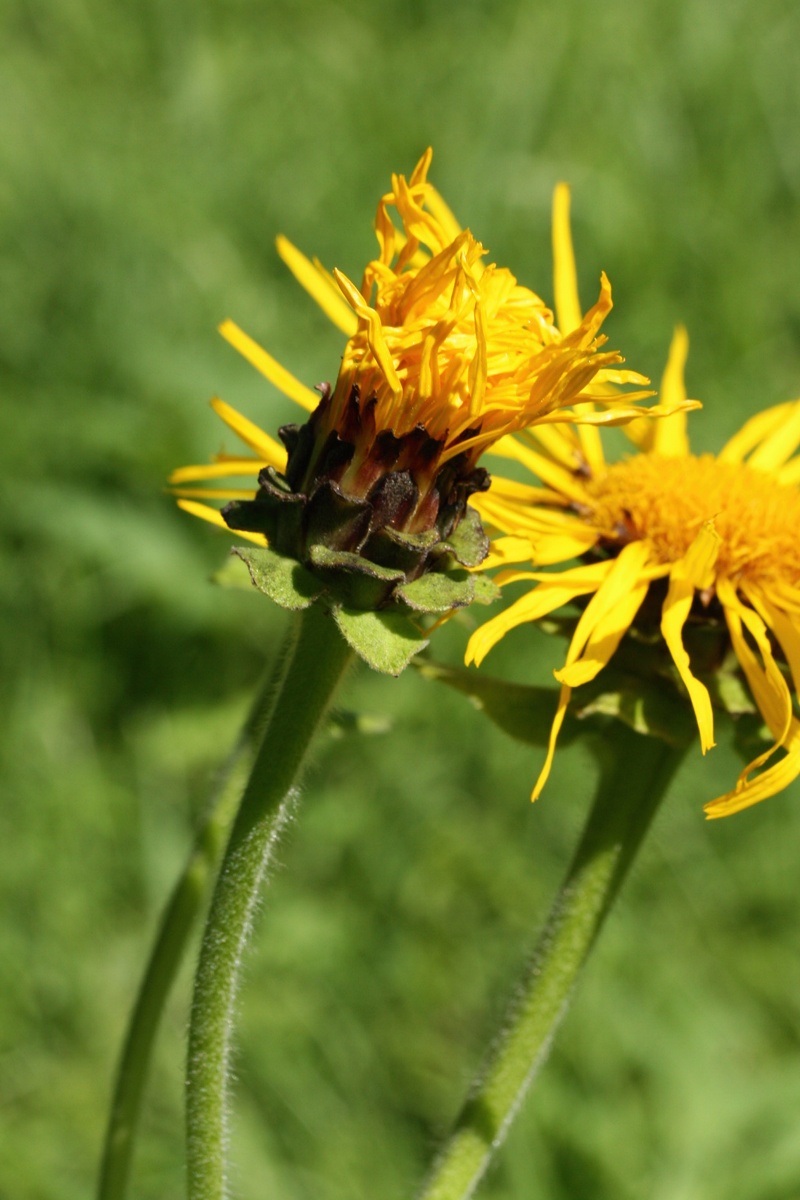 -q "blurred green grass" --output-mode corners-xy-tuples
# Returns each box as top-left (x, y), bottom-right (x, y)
(2, 0), (800, 1196)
